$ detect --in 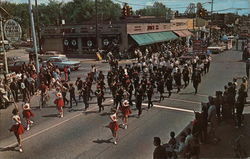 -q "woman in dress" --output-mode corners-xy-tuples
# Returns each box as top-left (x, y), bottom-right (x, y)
(22, 103), (34, 131)
(108, 113), (119, 145)
(9, 108), (25, 152)
(55, 92), (65, 118)
(121, 100), (132, 129)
